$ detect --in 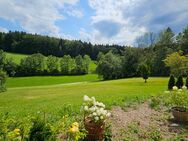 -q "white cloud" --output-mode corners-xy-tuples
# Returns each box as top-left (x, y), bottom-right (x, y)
(83, 0), (188, 45)
(0, 0), (81, 36)
(0, 27), (8, 33)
